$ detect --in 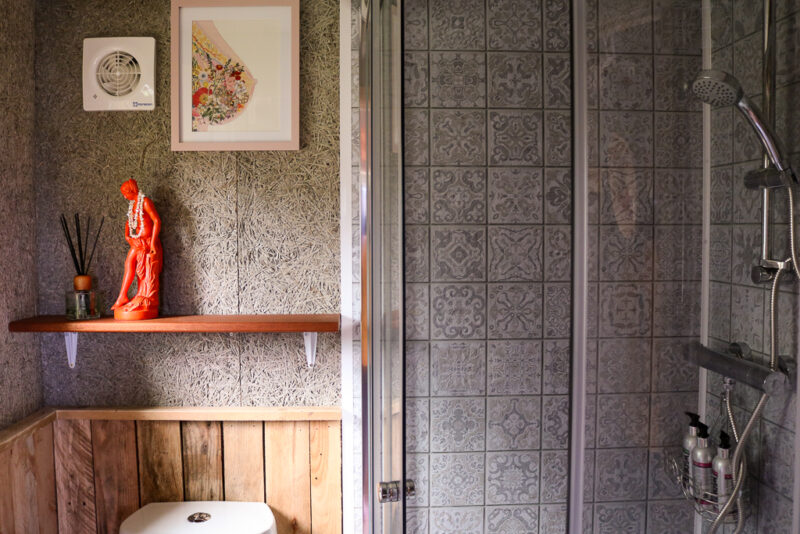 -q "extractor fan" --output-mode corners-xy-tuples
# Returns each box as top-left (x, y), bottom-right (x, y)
(82, 37), (155, 111)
